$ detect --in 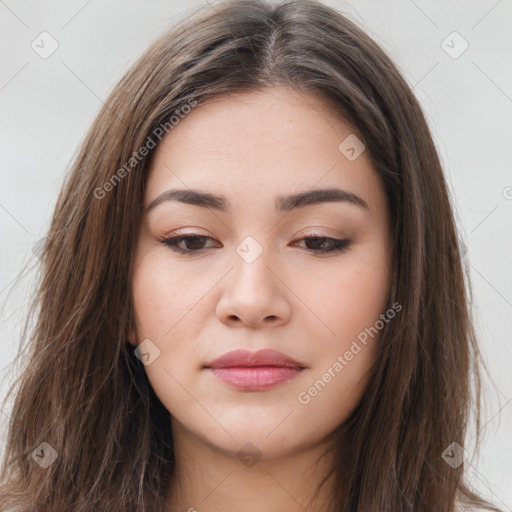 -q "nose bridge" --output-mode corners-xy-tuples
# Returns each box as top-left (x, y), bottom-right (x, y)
(231, 234), (275, 294)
